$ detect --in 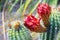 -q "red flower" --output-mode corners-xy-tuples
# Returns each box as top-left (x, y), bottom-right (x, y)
(24, 15), (46, 32)
(37, 3), (51, 18)
(37, 3), (51, 27)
